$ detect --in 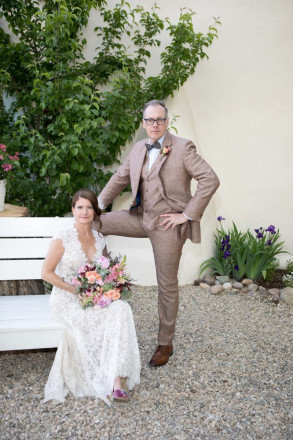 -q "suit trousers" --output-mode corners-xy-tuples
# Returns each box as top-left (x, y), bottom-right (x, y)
(97, 210), (186, 345)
